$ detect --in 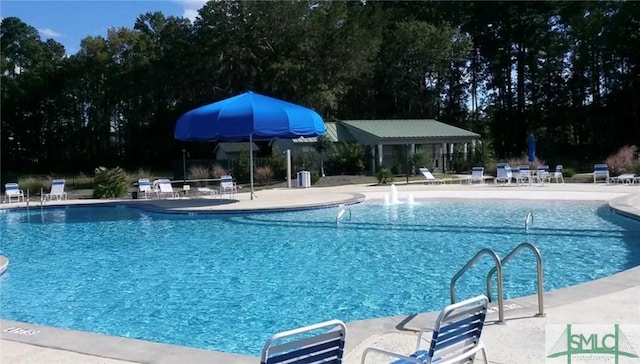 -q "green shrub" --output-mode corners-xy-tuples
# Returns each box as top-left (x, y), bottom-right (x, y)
(562, 167), (576, 178)
(233, 151), (250, 183)
(326, 142), (365, 175)
(93, 166), (128, 198)
(267, 147), (287, 180)
(310, 170), (321, 185)
(376, 168), (393, 184)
